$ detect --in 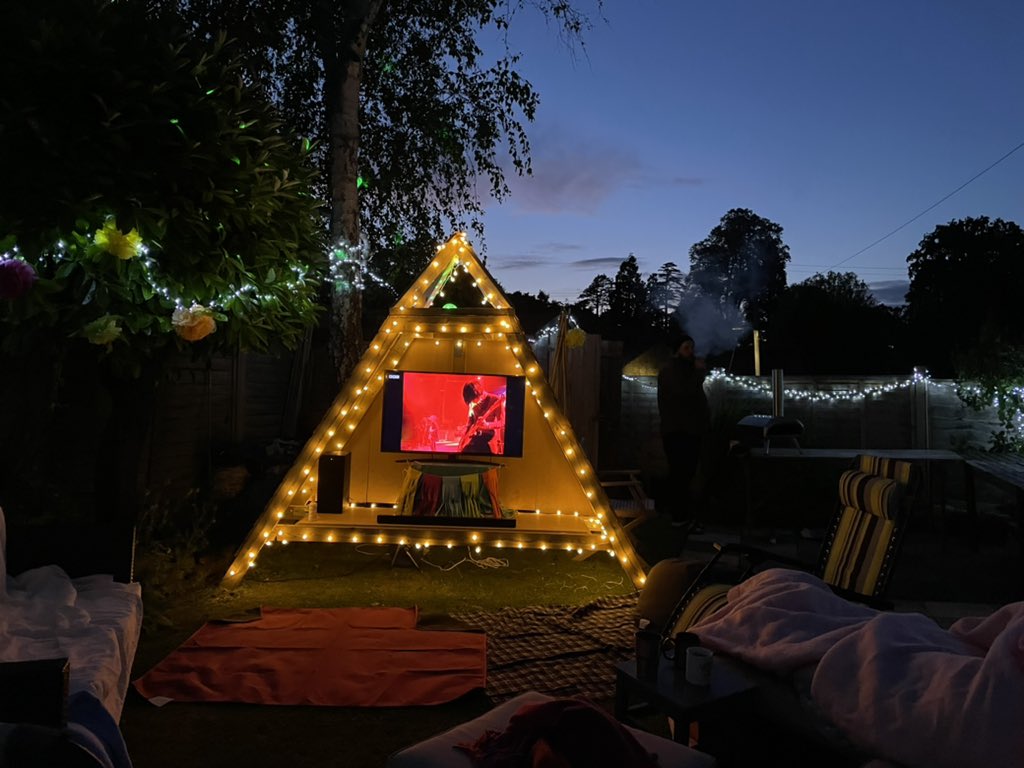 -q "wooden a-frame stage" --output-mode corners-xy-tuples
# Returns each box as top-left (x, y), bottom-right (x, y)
(221, 233), (648, 589)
